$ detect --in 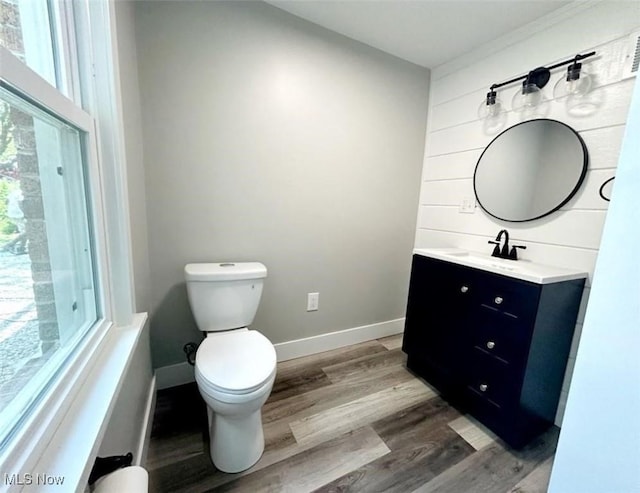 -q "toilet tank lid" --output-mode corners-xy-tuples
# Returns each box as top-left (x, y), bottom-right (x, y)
(185, 262), (267, 282)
